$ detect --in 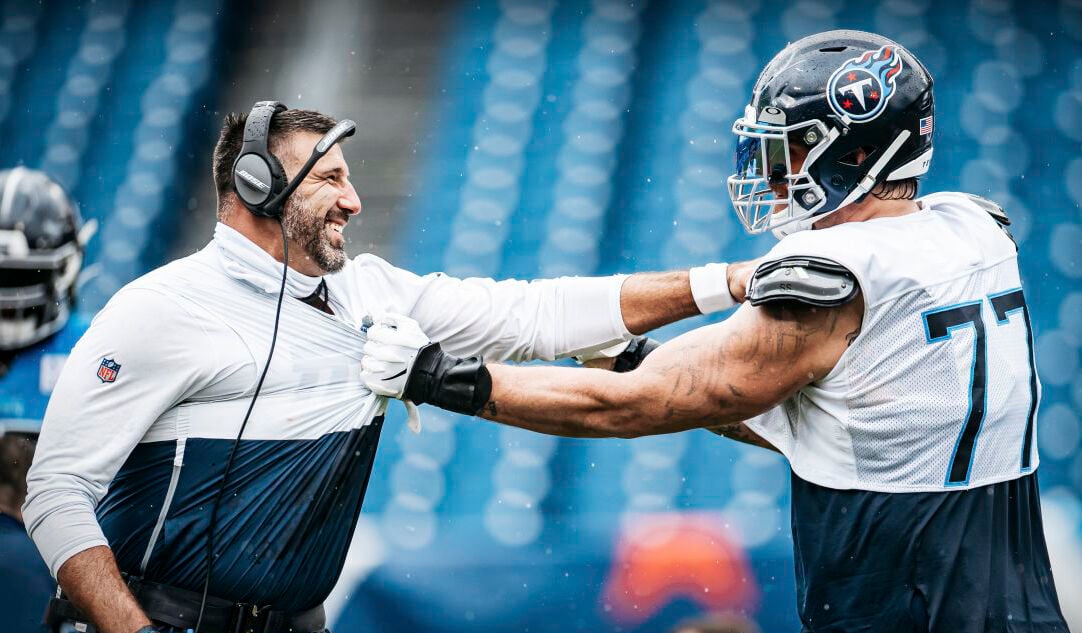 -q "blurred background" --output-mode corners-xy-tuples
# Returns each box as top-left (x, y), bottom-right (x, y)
(2, 0), (1080, 630)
